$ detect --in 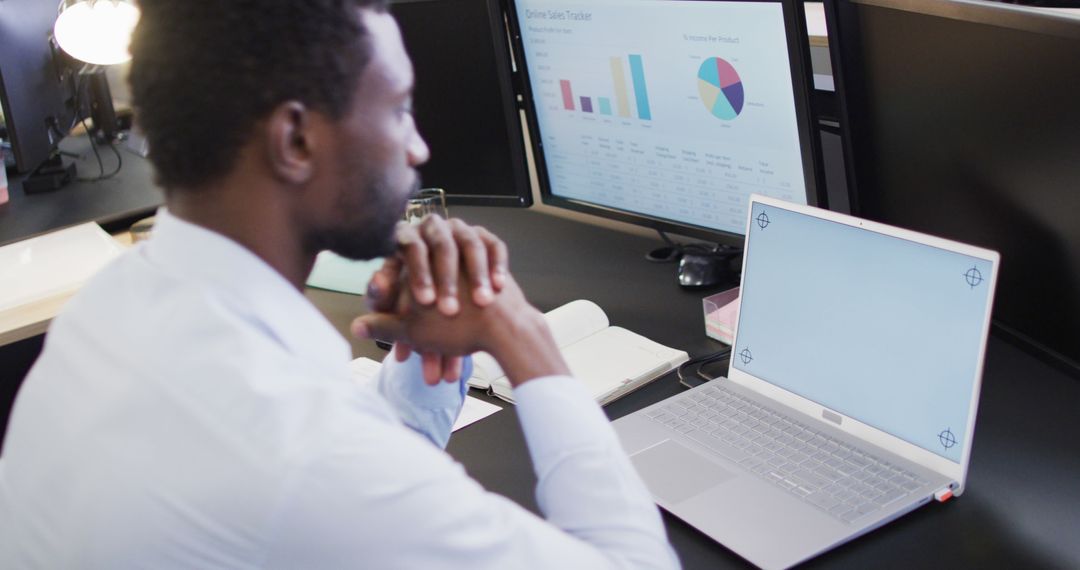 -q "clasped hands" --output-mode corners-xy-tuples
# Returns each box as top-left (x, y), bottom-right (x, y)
(351, 216), (563, 387)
